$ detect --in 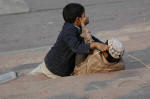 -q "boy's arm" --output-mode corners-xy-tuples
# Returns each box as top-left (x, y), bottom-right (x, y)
(79, 21), (108, 51)
(63, 28), (108, 54)
(63, 28), (92, 54)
